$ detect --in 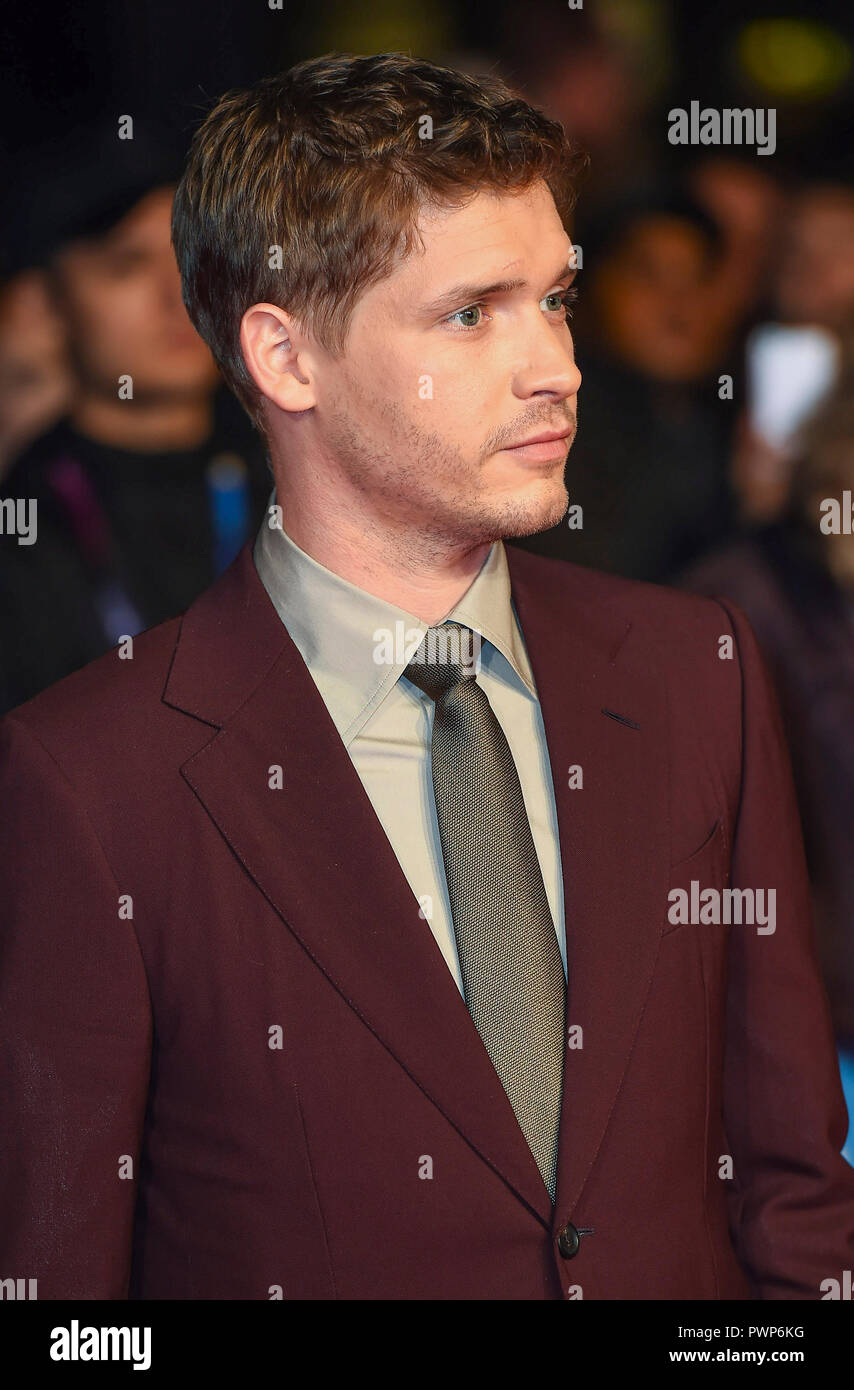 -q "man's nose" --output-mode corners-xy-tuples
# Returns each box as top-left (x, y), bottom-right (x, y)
(514, 334), (582, 401)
